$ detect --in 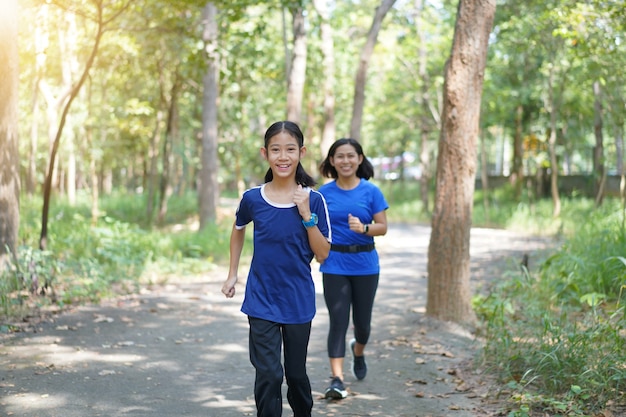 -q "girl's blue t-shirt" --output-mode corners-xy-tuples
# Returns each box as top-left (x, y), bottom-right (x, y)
(235, 184), (331, 324)
(318, 178), (388, 276)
